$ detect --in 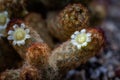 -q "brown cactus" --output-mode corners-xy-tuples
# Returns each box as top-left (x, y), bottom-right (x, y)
(49, 28), (105, 77)
(0, 1), (106, 80)
(47, 3), (90, 41)
(1, 28), (105, 80)
(26, 42), (51, 70)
